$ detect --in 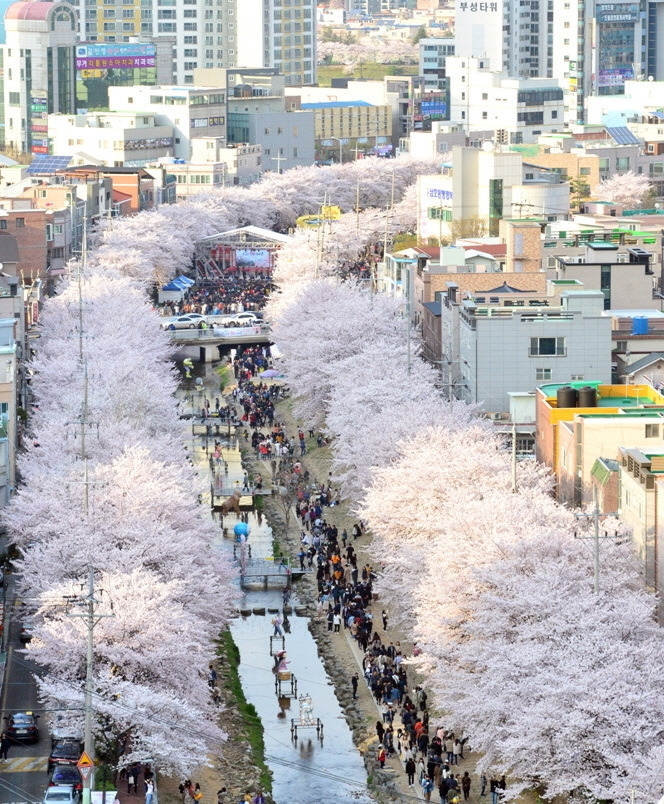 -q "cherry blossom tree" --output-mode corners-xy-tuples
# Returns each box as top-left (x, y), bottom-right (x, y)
(594, 170), (653, 208)
(30, 568), (225, 775)
(270, 279), (408, 428)
(6, 268), (237, 777)
(419, 529), (664, 802)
